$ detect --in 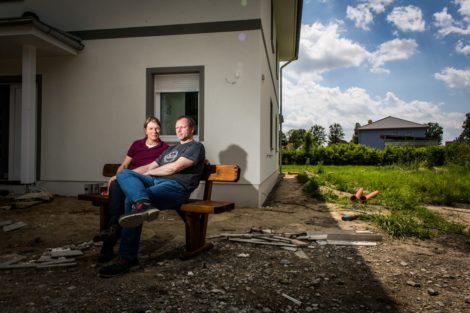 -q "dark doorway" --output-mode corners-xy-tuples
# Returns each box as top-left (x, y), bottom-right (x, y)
(0, 85), (9, 180)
